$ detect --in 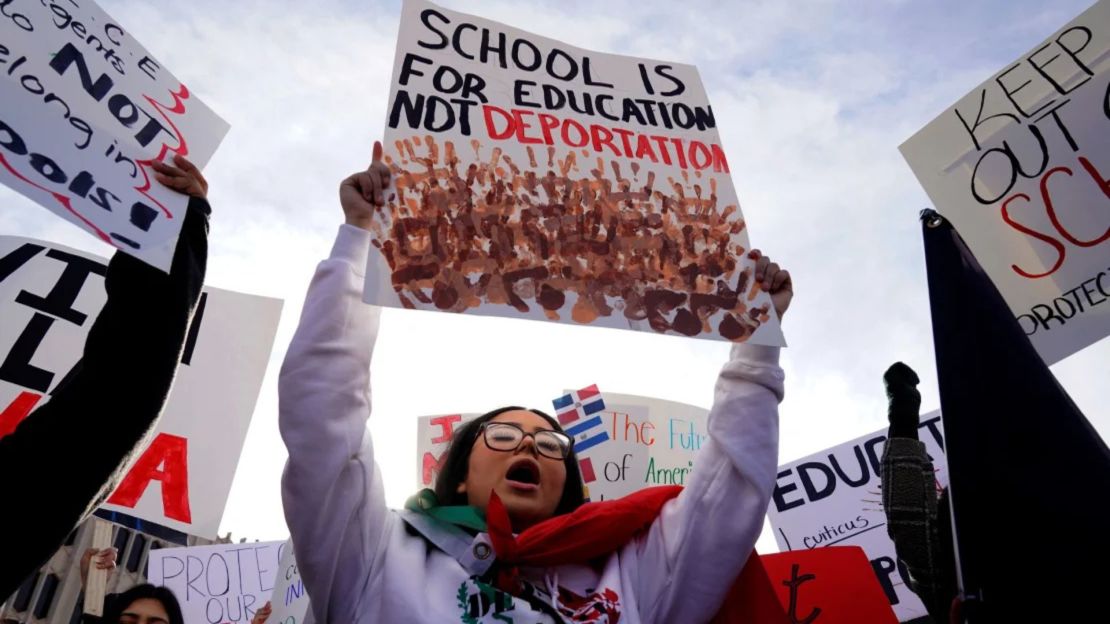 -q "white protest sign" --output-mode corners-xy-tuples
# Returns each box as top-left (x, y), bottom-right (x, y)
(0, 235), (282, 536)
(900, 0), (1110, 365)
(766, 412), (947, 622)
(415, 392), (708, 501)
(368, 0), (784, 346)
(268, 539), (310, 624)
(416, 412), (478, 490)
(570, 392), (708, 501)
(148, 540), (285, 624)
(0, 0), (229, 271)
